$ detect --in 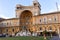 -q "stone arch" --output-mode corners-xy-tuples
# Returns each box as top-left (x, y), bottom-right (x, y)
(20, 10), (33, 31)
(47, 25), (56, 31)
(47, 25), (58, 36)
(40, 27), (42, 30)
(20, 10), (32, 17)
(38, 26), (44, 31)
